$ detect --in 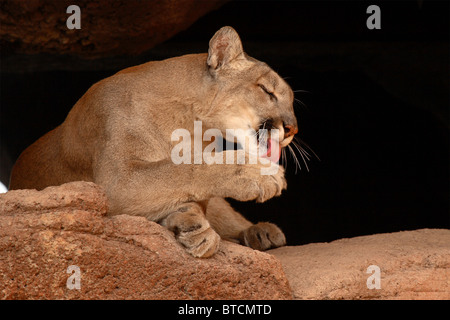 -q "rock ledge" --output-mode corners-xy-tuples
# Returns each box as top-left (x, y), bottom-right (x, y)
(0, 181), (292, 300)
(270, 228), (450, 300)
